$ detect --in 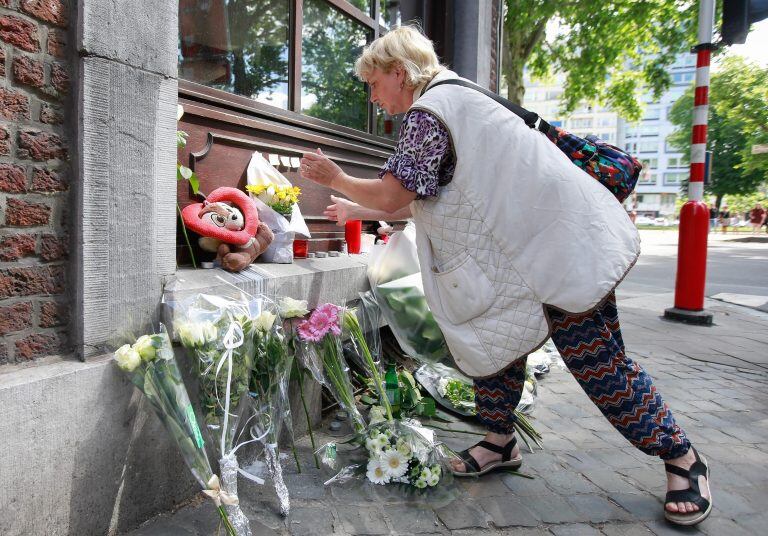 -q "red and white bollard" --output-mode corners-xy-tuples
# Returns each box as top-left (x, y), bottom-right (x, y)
(664, 0), (715, 325)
